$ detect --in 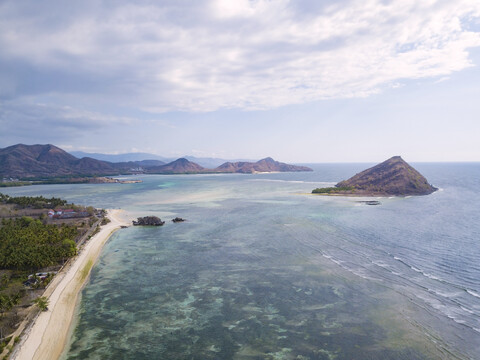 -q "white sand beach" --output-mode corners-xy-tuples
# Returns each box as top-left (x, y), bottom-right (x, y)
(12, 209), (129, 360)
